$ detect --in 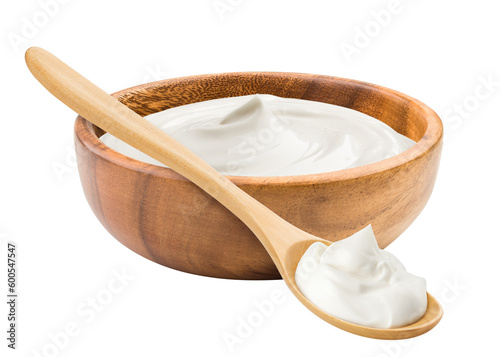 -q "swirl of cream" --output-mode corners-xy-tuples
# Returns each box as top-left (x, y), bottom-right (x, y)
(295, 225), (427, 328)
(100, 94), (415, 176)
